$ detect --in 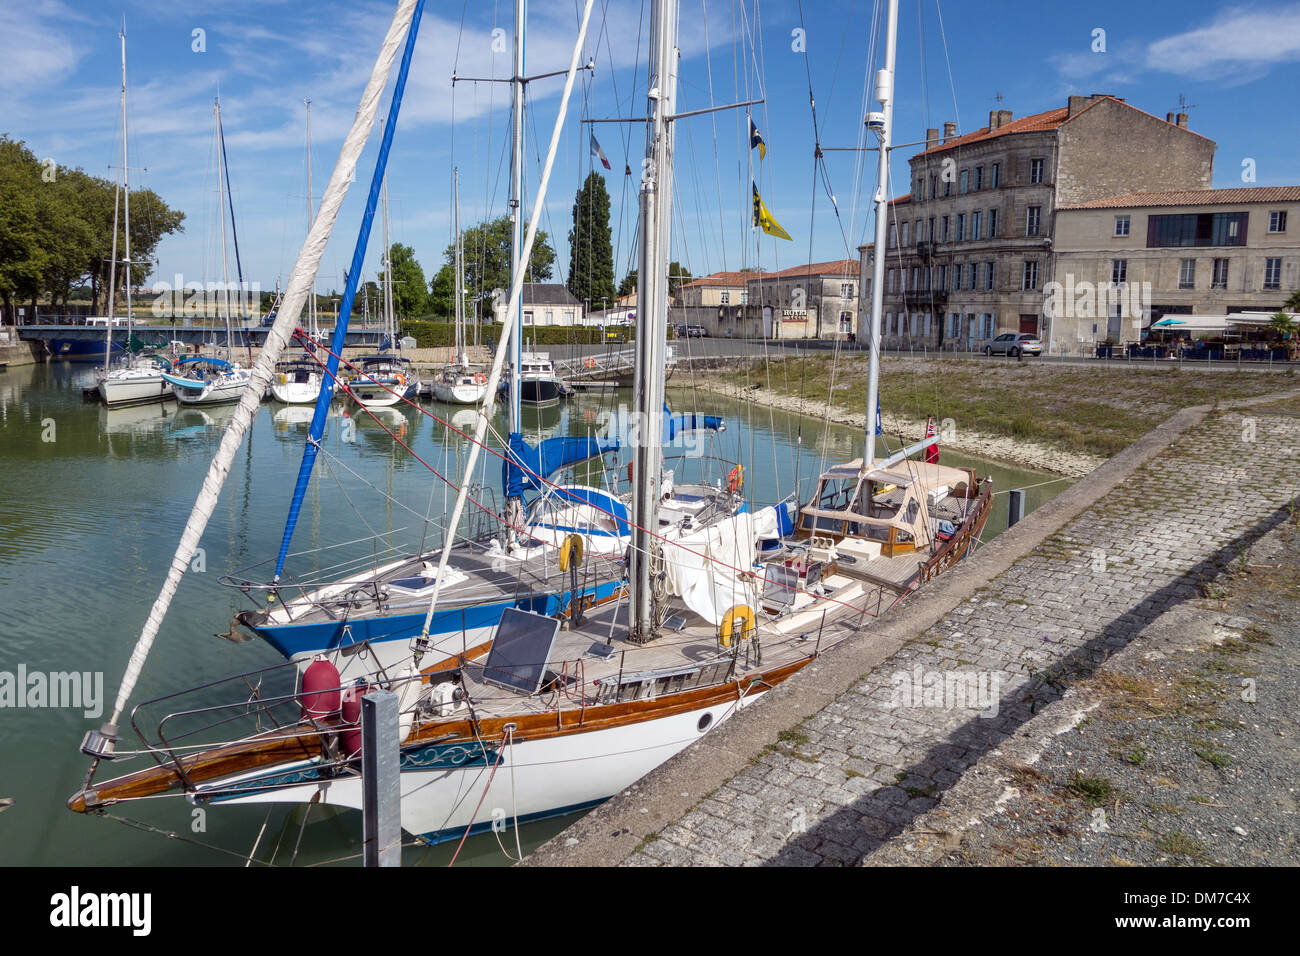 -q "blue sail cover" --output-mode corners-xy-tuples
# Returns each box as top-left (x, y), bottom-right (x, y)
(503, 434), (620, 498)
(663, 411), (724, 442)
(272, 0), (426, 582)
